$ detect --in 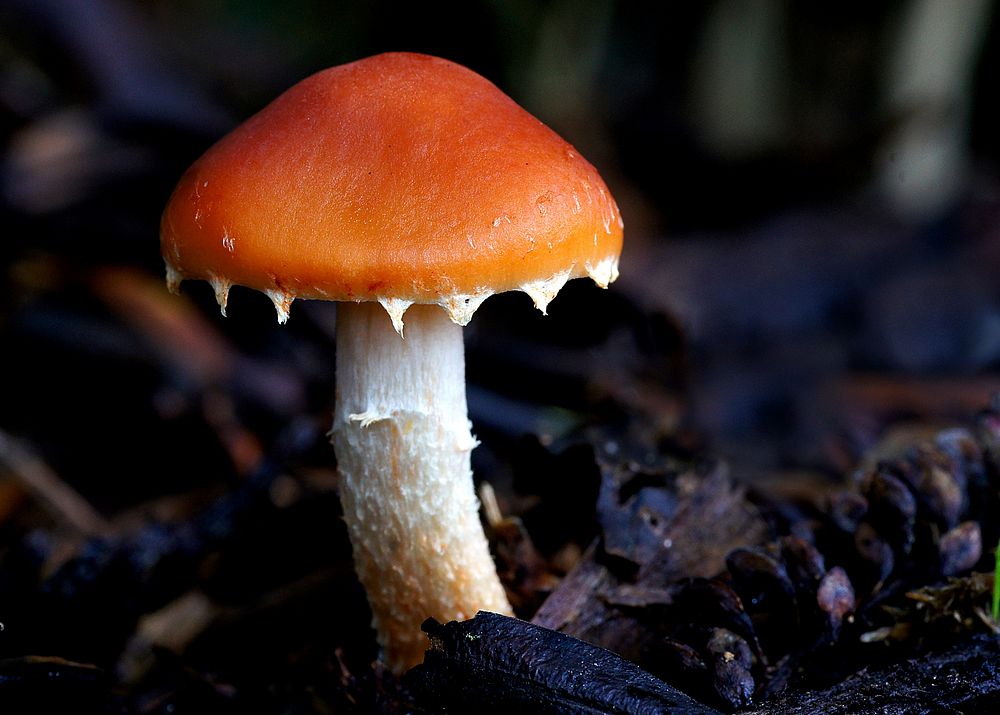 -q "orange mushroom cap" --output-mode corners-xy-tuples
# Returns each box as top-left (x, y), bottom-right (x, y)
(160, 52), (622, 325)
